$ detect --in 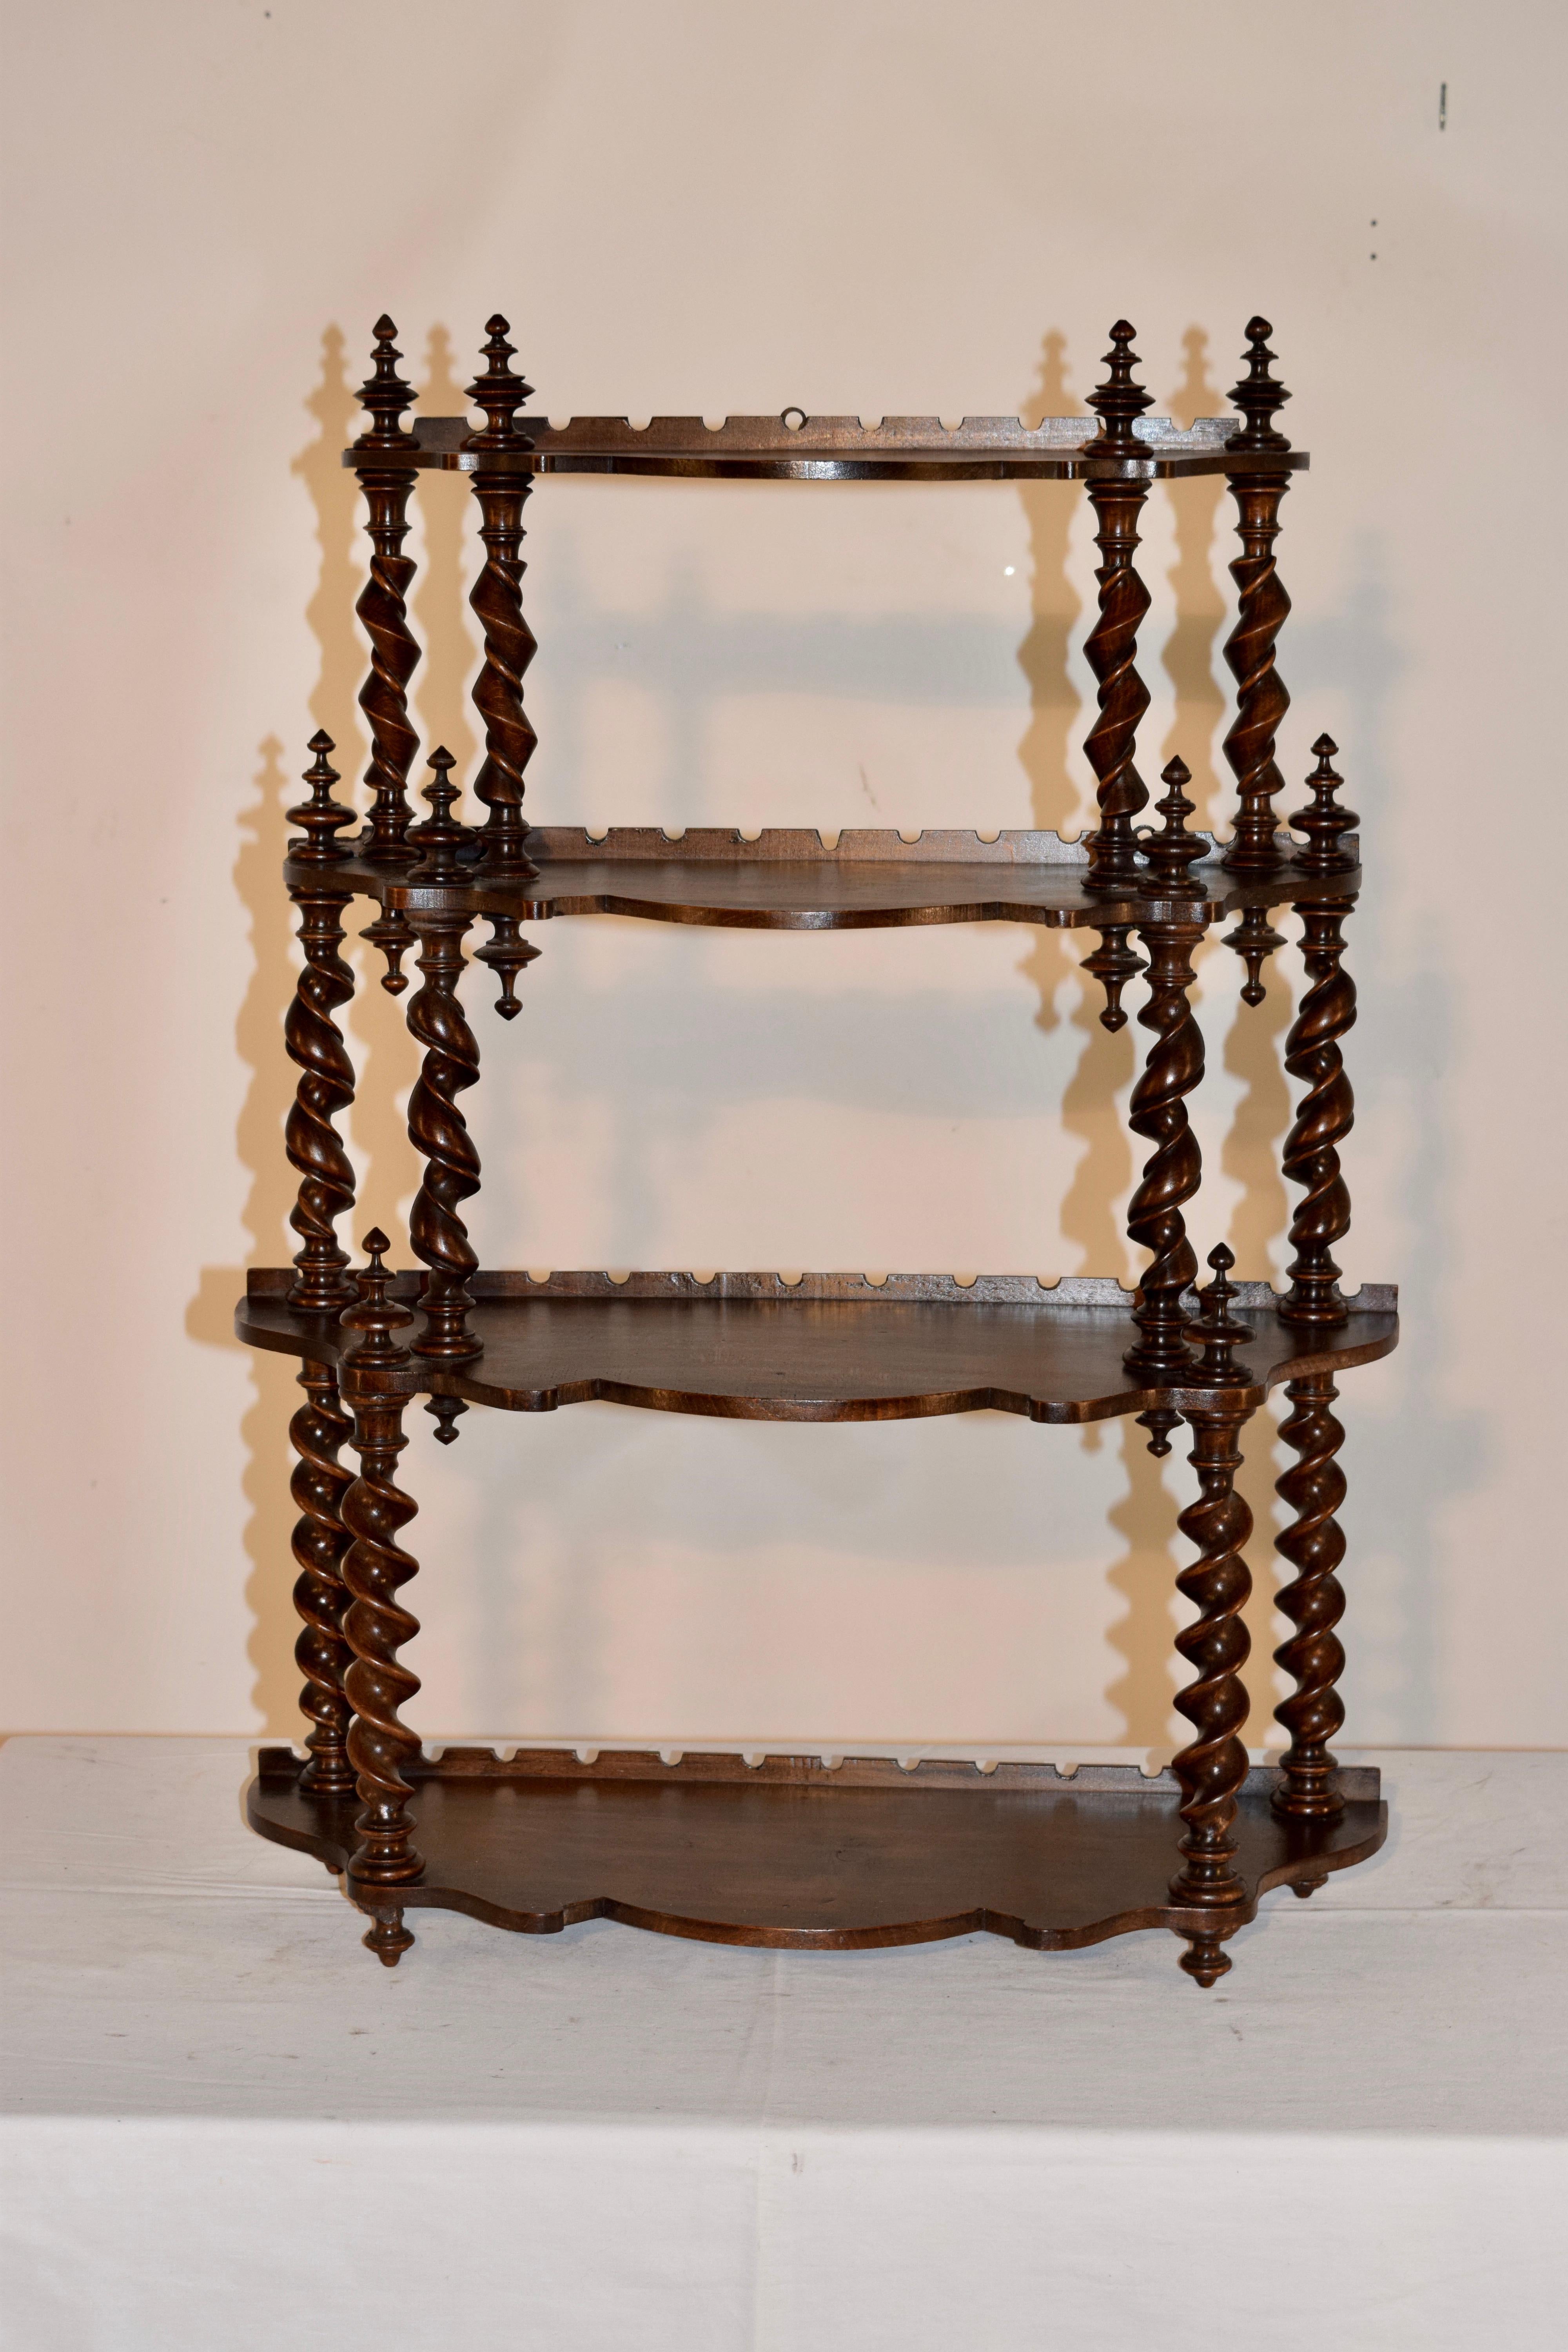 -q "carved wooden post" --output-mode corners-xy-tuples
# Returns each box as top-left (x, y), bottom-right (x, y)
(339, 1232), (422, 1964)
(464, 316), (540, 877)
(285, 735), (358, 1312)
(406, 909), (483, 1358)
(1280, 898), (1356, 1328)
(1221, 320), (1294, 872)
(1123, 917), (1207, 1376)
(1170, 1398), (1255, 1986)
(353, 318), (421, 860)
(1273, 1373), (1347, 1827)
(290, 1361), (356, 1795)
(1080, 323), (1154, 886)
